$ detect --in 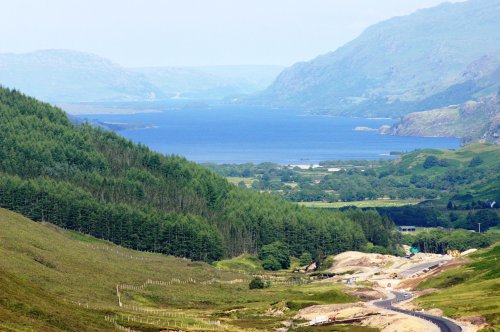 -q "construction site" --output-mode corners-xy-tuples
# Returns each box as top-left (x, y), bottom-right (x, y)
(291, 246), (482, 332)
